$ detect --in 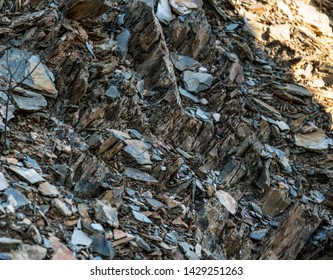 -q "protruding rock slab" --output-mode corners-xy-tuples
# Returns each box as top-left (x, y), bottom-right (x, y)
(261, 205), (321, 259)
(126, 0), (179, 103)
(294, 129), (332, 151)
(0, 48), (57, 98)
